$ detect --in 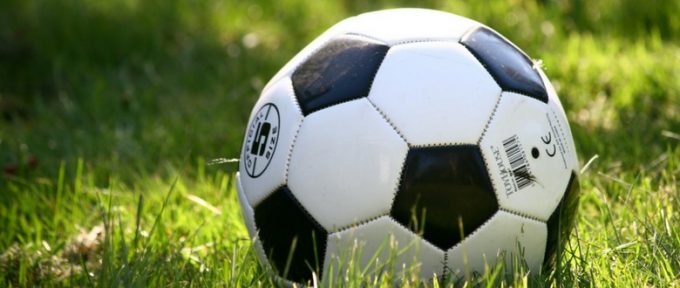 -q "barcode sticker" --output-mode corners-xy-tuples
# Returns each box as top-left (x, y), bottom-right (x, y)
(502, 135), (533, 191)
